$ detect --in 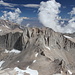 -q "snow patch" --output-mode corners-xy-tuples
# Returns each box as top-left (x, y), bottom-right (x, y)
(33, 60), (36, 63)
(0, 29), (2, 32)
(4, 49), (9, 53)
(45, 45), (50, 50)
(17, 61), (20, 63)
(14, 67), (24, 75)
(14, 66), (39, 75)
(0, 61), (5, 67)
(64, 35), (72, 39)
(4, 49), (21, 54)
(45, 37), (47, 41)
(35, 53), (38, 57)
(68, 70), (72, 75)
(25, 66), (38, 75)
(61, 71), (63, 73)
(10, 49), (21, 53)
